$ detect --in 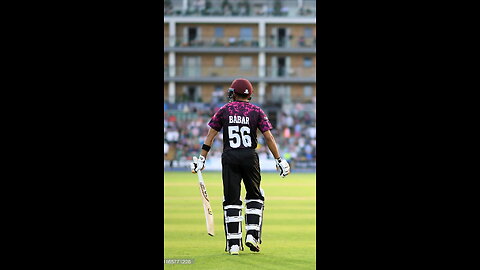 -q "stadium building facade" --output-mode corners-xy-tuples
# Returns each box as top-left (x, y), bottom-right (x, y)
(164, 0), (316, 106)
(164, 0), (316, 171)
